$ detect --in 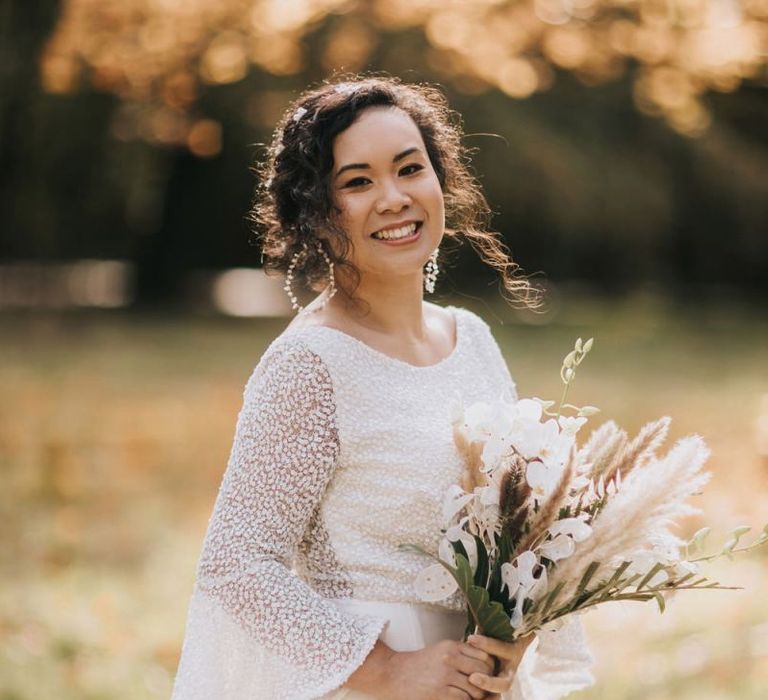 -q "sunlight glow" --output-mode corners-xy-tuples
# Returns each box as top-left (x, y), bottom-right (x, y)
(40, 0), (768, 140)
